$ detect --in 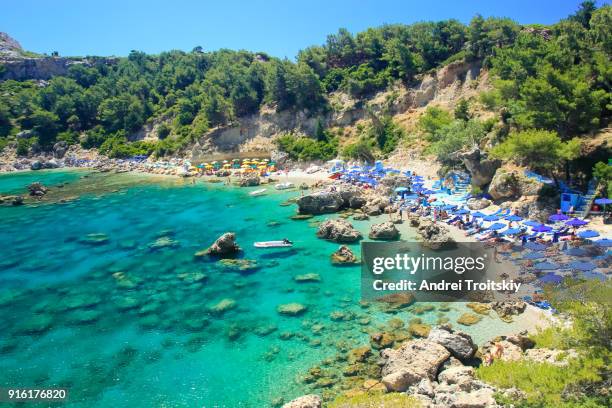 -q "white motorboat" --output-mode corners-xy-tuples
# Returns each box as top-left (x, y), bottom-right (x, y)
(249, 188), (267, 196)
(275, 182), (295, 190)
(254, 239), (294, 248)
